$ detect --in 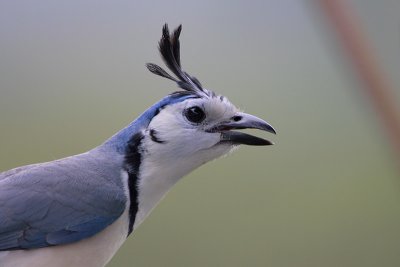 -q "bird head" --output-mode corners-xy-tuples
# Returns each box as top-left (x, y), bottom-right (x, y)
(102, 24), (277, 231)
(139, 24), (276, 166)
(105, 24), (276, 180)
